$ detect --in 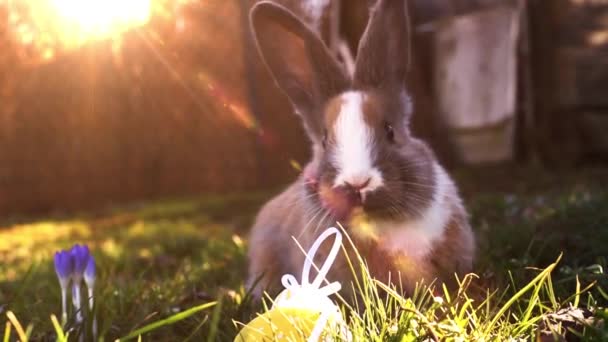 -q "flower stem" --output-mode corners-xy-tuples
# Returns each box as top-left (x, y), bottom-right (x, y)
(87, 287), (94, 310)
(87, 287), (97, 340)
(72, 282), (83, 323)
(61, 288), (67, 327)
